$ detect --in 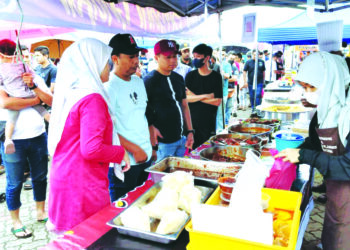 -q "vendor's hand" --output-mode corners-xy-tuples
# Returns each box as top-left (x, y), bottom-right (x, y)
(134, 147), (148, 163)
(151, 150), (157, 162)
(301, 98), (317, 108)
(122, 152), (131, 172)
(22, 73), (35, 88)
(274, 148), (301, 163)
(185, 133), (194, 149)
(243, 83), (248, 88)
